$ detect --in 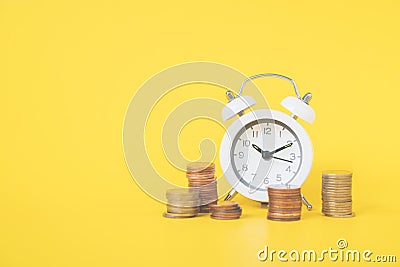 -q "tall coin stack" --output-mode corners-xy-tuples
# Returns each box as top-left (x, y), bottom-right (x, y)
(267, 184), (302, 221)
(186, 162), (218, 213)
(163, 188), (200, 219)
(322, 170), (353, 217)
